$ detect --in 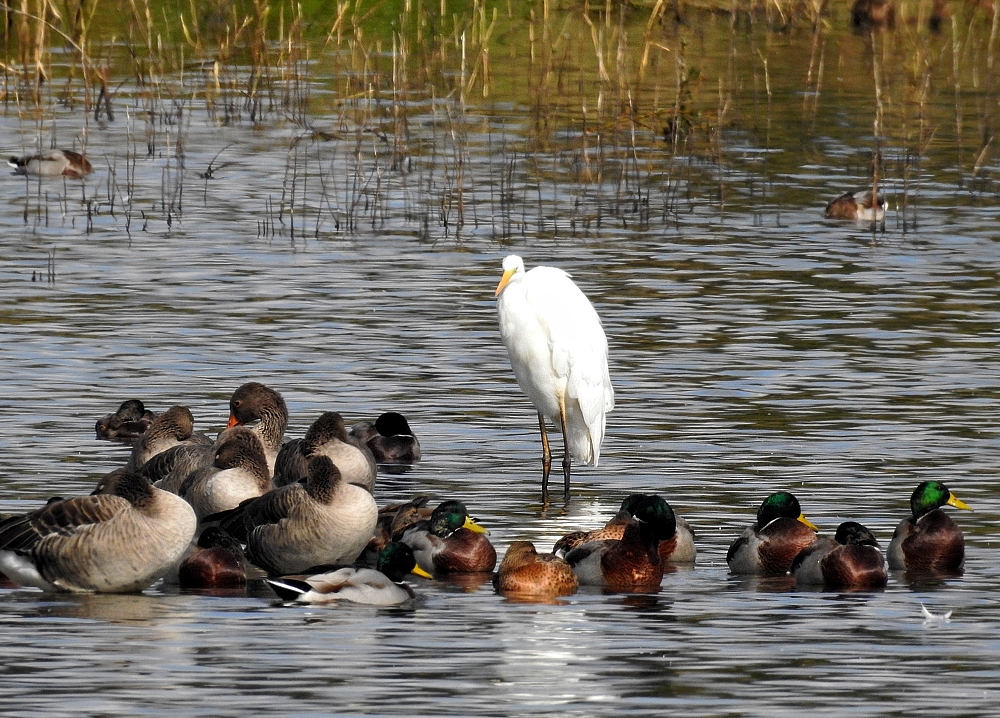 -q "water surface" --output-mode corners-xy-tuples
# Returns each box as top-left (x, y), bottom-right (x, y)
(2, 18), (1000, 717)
